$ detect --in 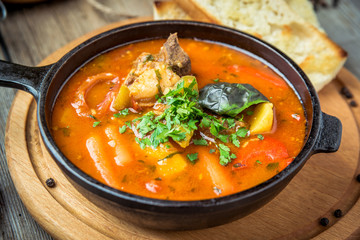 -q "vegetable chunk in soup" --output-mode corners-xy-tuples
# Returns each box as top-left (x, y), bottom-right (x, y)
(51, 34), (306, 200)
